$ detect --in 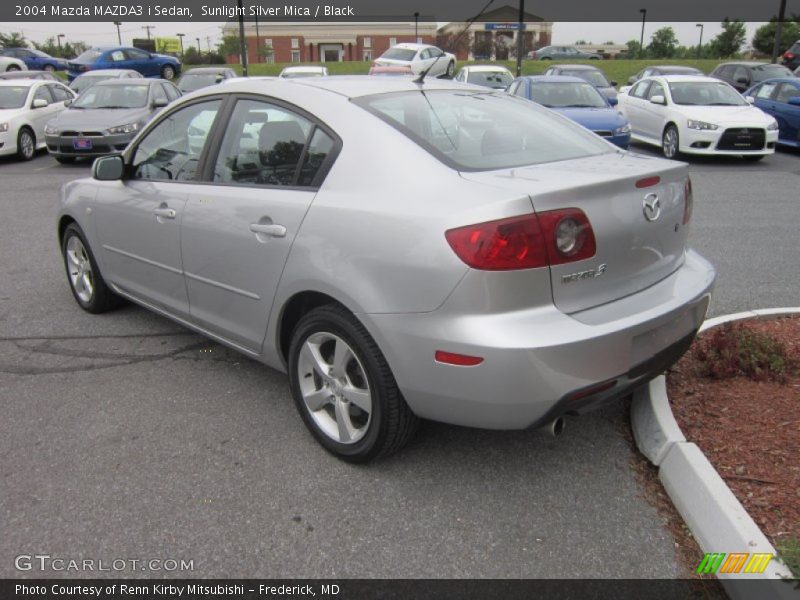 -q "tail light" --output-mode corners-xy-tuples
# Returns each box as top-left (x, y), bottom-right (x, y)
(445, 209), (595, 271)
(683, 178), (693, 225)
(784, 52), (795, 59)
